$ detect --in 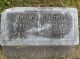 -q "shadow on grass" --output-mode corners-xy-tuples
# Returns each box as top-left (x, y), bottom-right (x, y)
(0, 45), (3, 51)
